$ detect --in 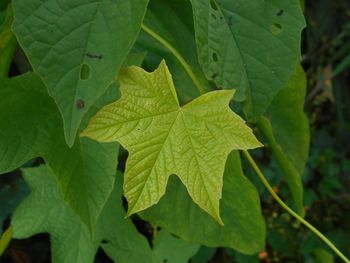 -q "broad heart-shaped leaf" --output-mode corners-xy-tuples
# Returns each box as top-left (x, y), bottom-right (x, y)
(12, 166), (151, 263)
(82, 60), (262, 224)
(140, 151), (265, 254)
(0, 73), (119, 228)
(12, 0), (149, 146)
(258, 65), (310, 215)
(190, 0), (305, 119)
